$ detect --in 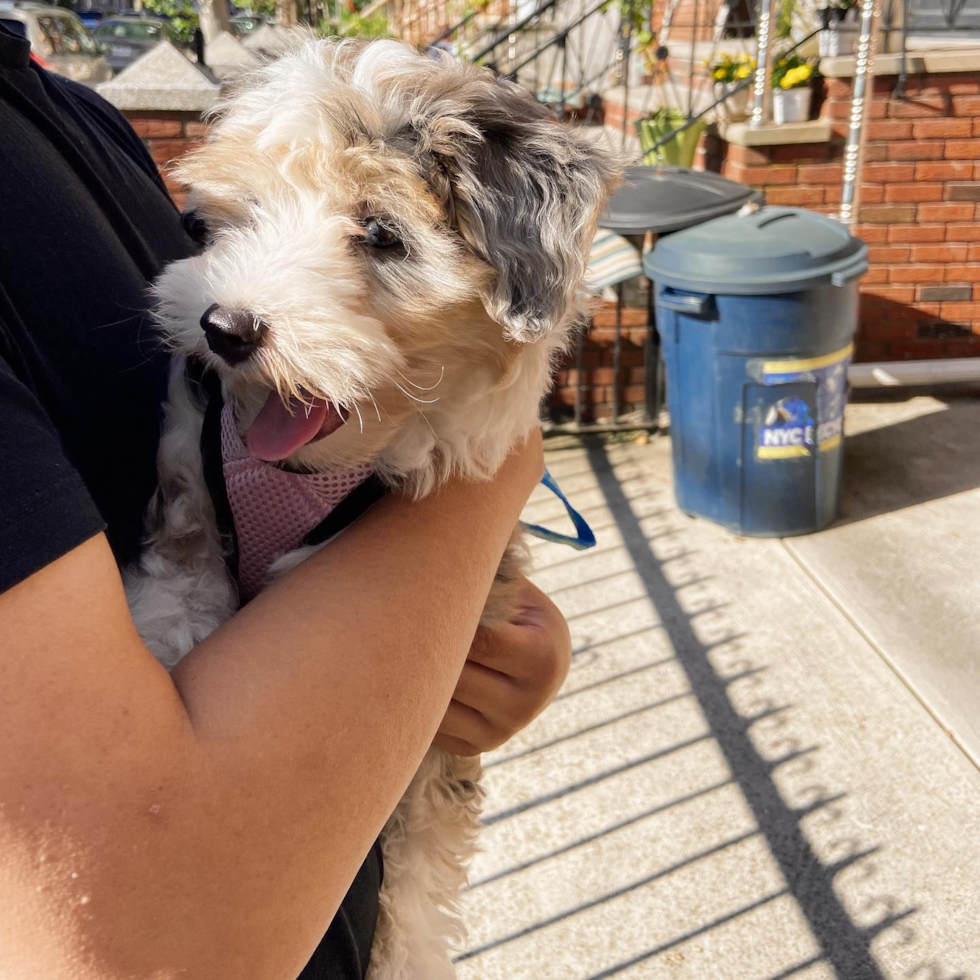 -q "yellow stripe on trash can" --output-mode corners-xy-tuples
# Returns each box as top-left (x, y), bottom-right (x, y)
(758, 445), (812, 459)
(763, 343), (853, 375)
